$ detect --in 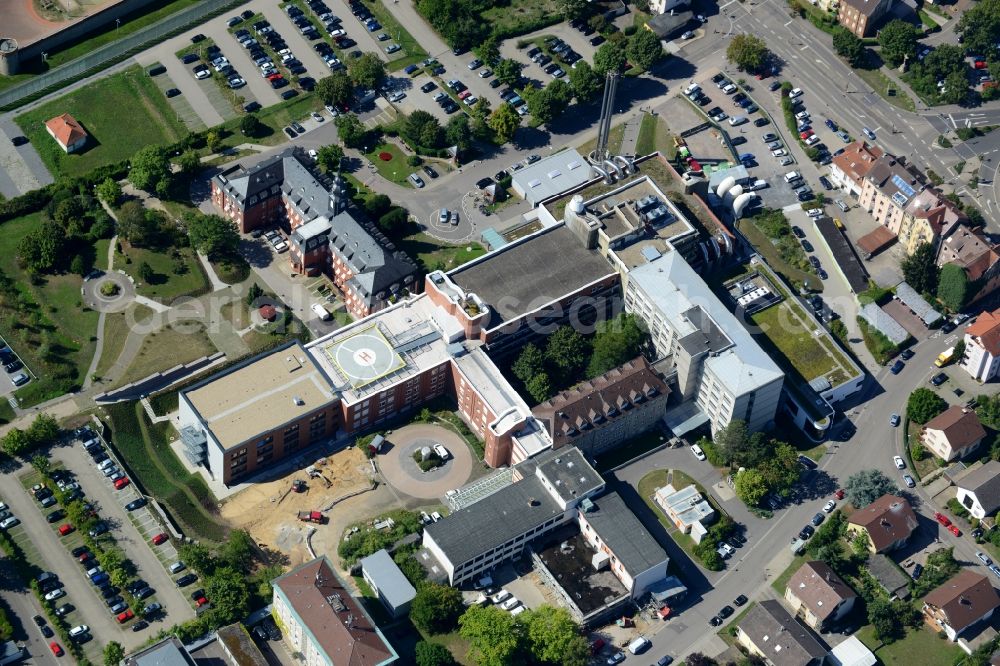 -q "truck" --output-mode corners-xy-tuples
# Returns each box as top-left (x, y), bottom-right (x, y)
(297, 511), (325, 524)
(935, 347), (955, 368)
